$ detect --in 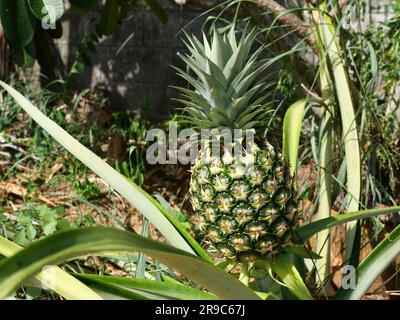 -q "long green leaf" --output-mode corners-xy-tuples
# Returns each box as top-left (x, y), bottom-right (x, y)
(153, 194), (211, 261)
(146, 191), (212, 262)
(282, 99), (307, 178)
(335, 224), (400, 300)
(0, 227), (259, 300)
(285, 245), (322, 260)
(315, 124), (332, 287)
(75, 274), (218, 300)
(270, 253), (313, 300)
(317, 2), (361, 262)
(296, 206), (400, 242)
(315, 59), (333, 290)
(0, 235), (102, 300)
(0, 80), (194, 255)
(85, 281), (150, 300)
